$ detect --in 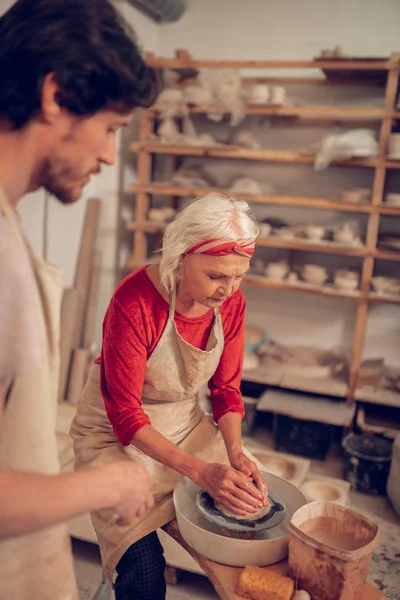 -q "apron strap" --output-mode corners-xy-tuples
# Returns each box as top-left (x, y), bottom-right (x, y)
(0, 185), (27, 249)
